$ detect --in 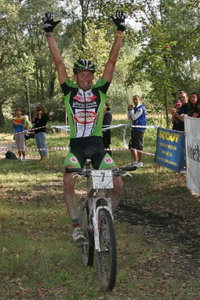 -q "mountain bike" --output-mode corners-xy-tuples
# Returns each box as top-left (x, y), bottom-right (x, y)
(66, 161), (136, 291)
